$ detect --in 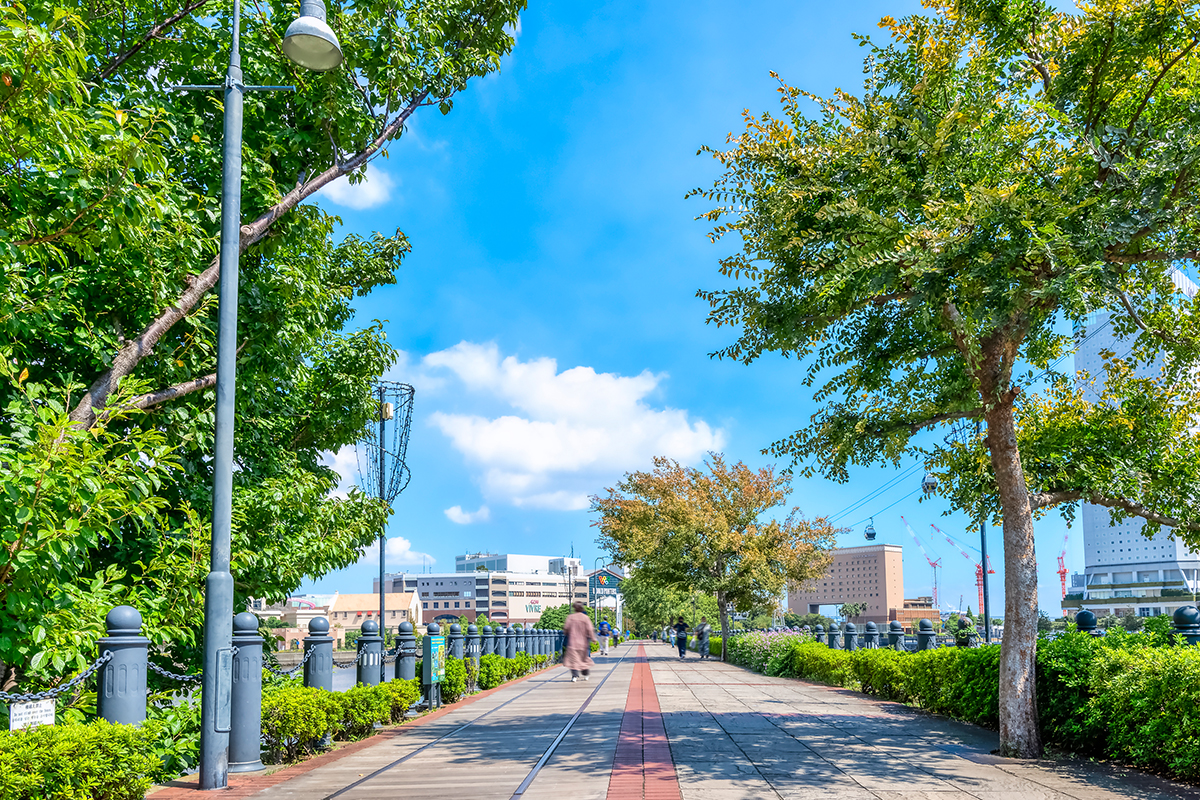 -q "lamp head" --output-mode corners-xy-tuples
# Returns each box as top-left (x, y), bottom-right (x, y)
(283, 0), (343, 71)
